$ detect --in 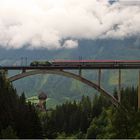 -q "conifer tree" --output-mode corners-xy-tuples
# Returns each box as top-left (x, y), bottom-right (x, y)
(0, 73), (43, 139)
